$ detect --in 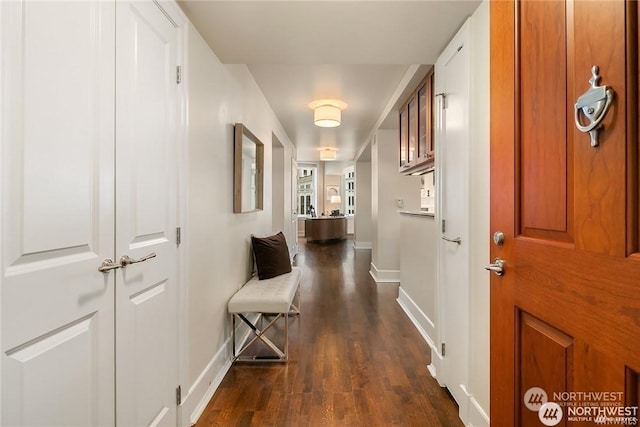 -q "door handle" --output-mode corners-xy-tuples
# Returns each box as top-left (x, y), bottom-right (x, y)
(484, 258), (505, 276)
(98, 259), (122, 273)
(442, 236), (462, 245)
(574, 65), (614, 147)
(119, 252), (156, 267)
